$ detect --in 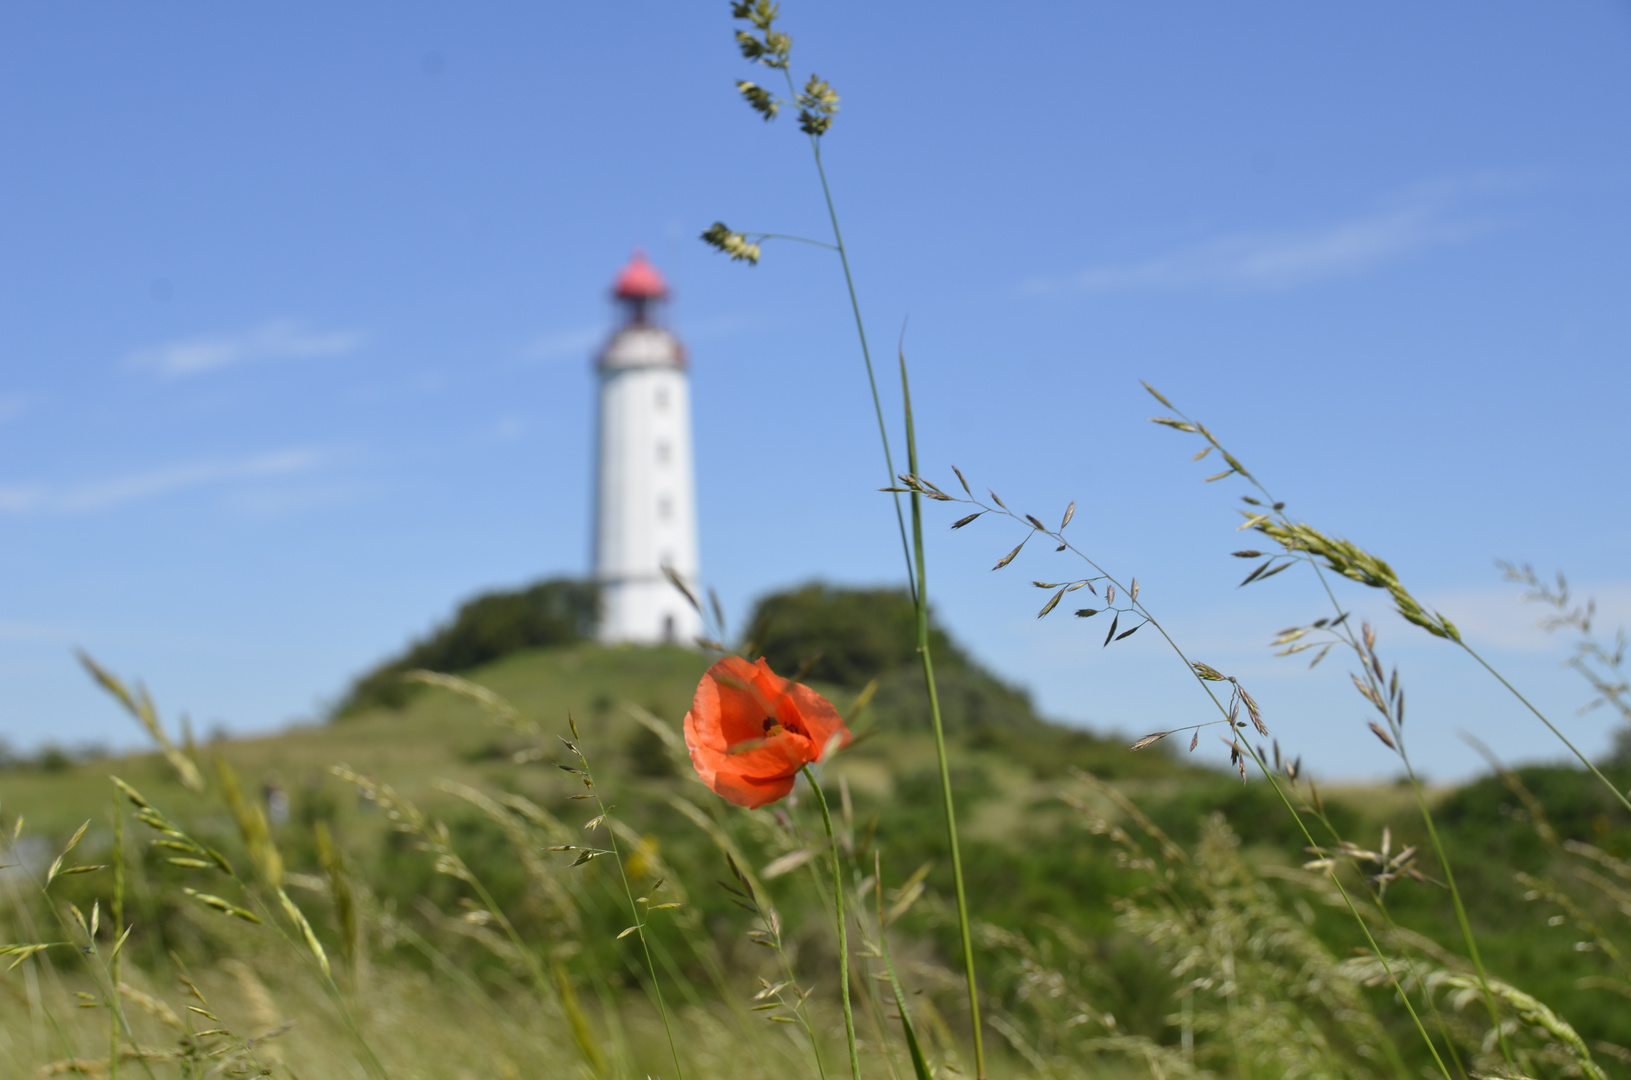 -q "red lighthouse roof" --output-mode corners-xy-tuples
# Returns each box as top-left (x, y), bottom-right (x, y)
(613, 250), (669, 300)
